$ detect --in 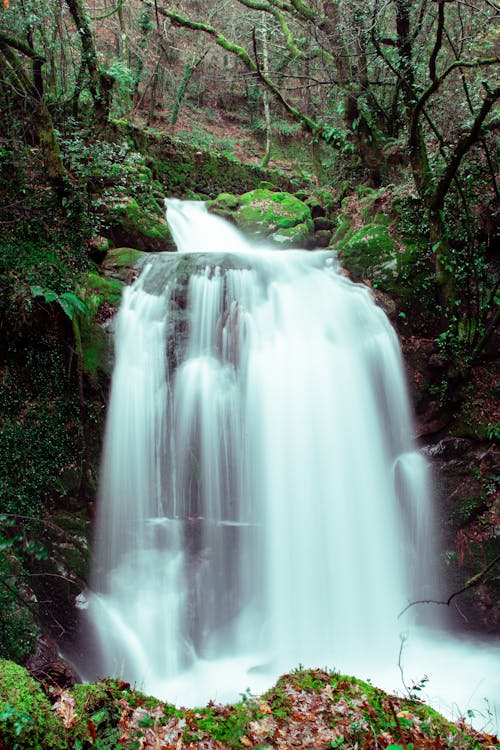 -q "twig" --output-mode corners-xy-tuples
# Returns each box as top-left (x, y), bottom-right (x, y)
(399, 553), (500, 617)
